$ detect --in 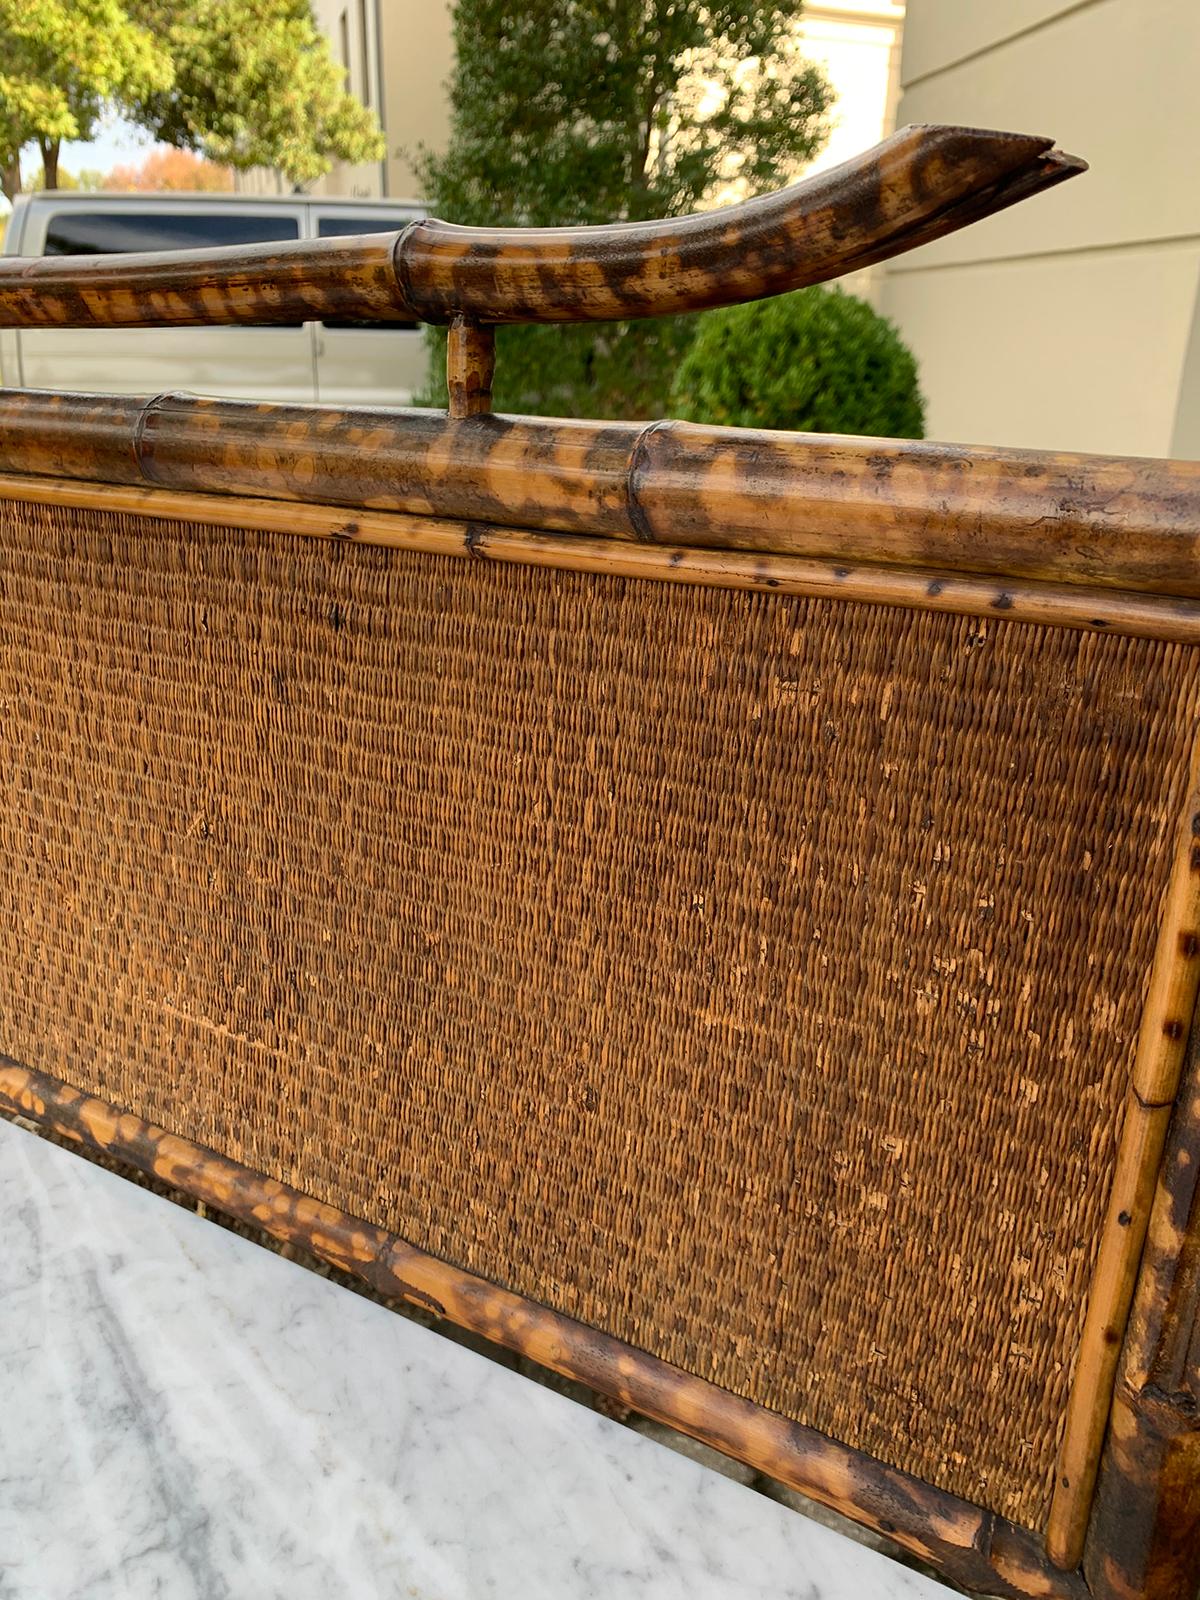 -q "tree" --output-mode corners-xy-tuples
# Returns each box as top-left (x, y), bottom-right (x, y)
(24, 165), (106, 192)
(418, 0), (832, 418)
(127, 0), (385, 186)
(105, 147), (233, 191)
(0, 0), (172, 199)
